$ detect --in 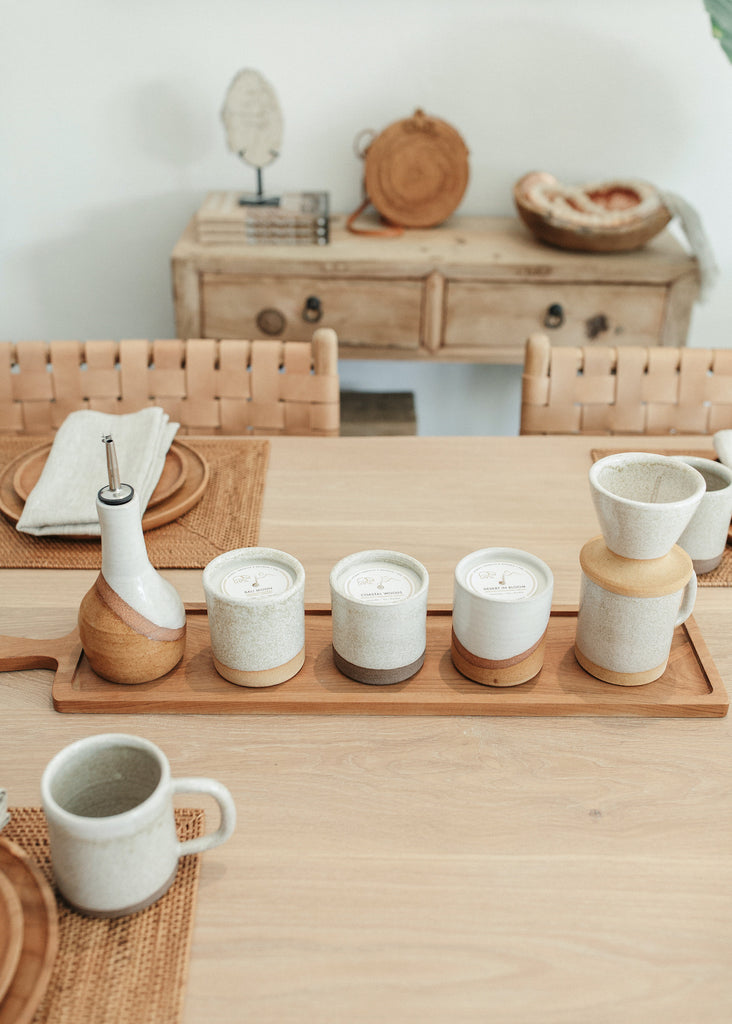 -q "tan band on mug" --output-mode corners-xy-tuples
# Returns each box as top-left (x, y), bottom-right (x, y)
(213, 647), (305, 688)
(451, 628), (545, 669)
(451, 628), (547, 687)
(332, 646), (425, 685)
(95, 573), (186, 642)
